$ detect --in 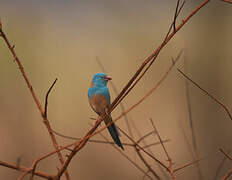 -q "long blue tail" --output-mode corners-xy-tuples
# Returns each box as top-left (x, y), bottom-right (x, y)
(105, 116), (124, 150)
